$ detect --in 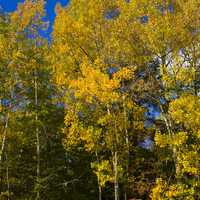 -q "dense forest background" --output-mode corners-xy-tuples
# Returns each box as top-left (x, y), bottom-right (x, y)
(0, 0), (199, 199)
